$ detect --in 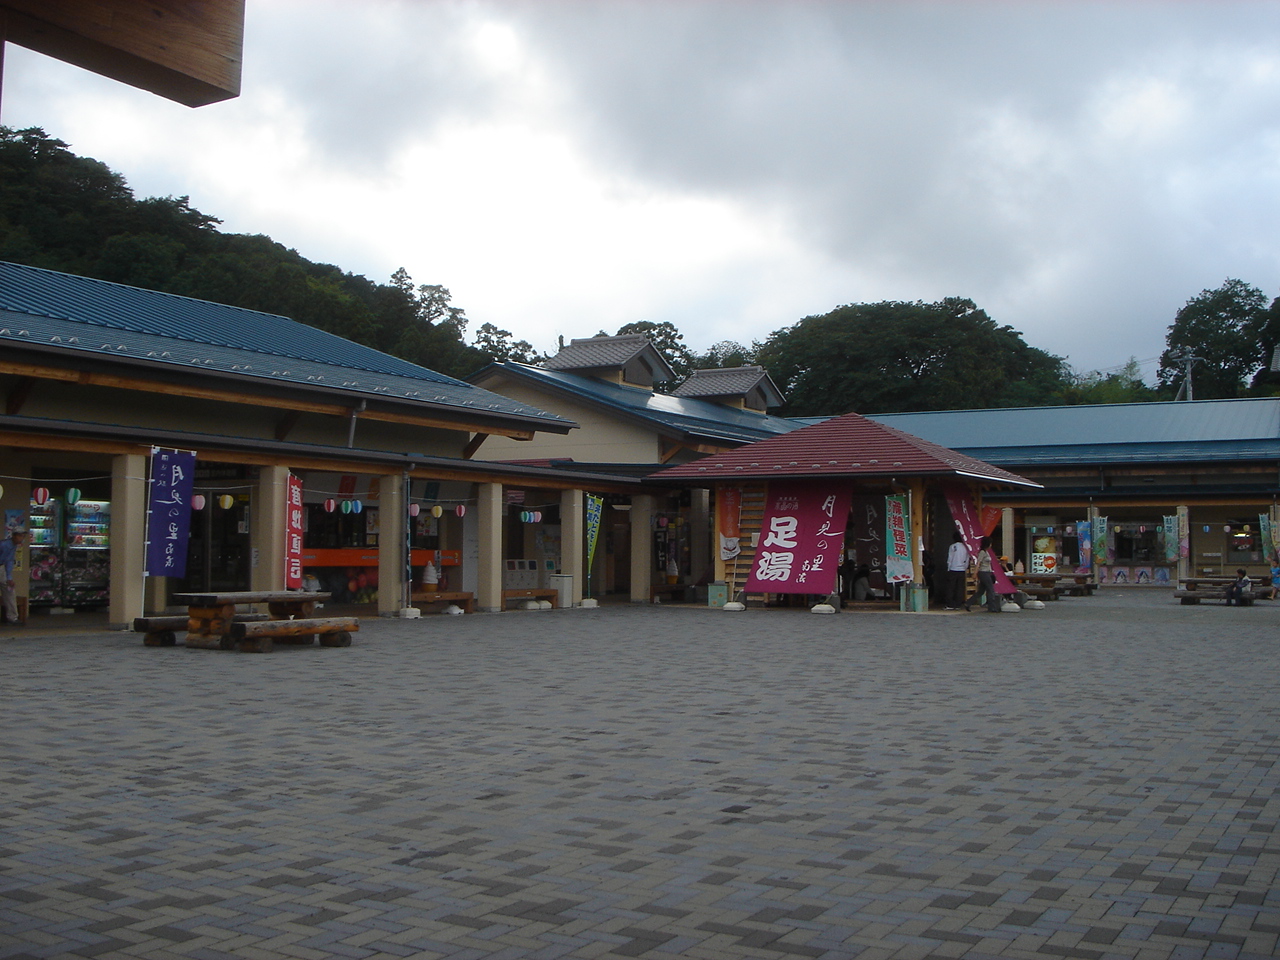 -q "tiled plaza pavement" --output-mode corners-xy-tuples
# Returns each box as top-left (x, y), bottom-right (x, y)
(2, 591), (1278, 960)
